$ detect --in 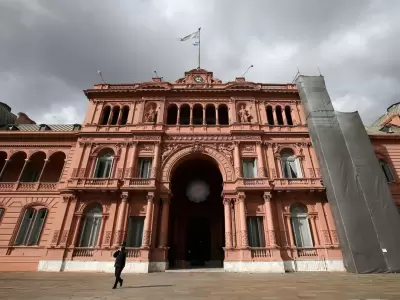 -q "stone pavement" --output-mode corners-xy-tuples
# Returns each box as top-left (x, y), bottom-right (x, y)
(1, 271), (400, 300)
